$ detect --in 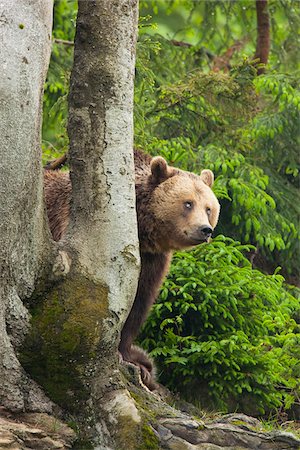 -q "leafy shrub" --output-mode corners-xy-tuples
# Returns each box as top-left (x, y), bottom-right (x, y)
(139, 236), (300, 414)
